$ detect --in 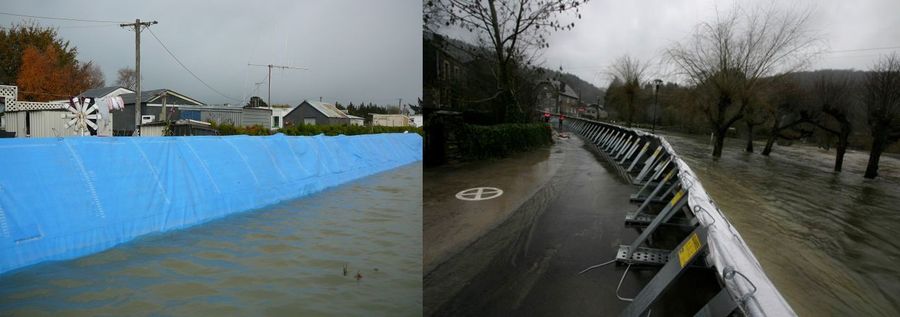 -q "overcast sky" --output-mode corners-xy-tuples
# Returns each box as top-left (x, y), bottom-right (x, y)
(436, 0), (900, 92)
(1, 0), (422, 106)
